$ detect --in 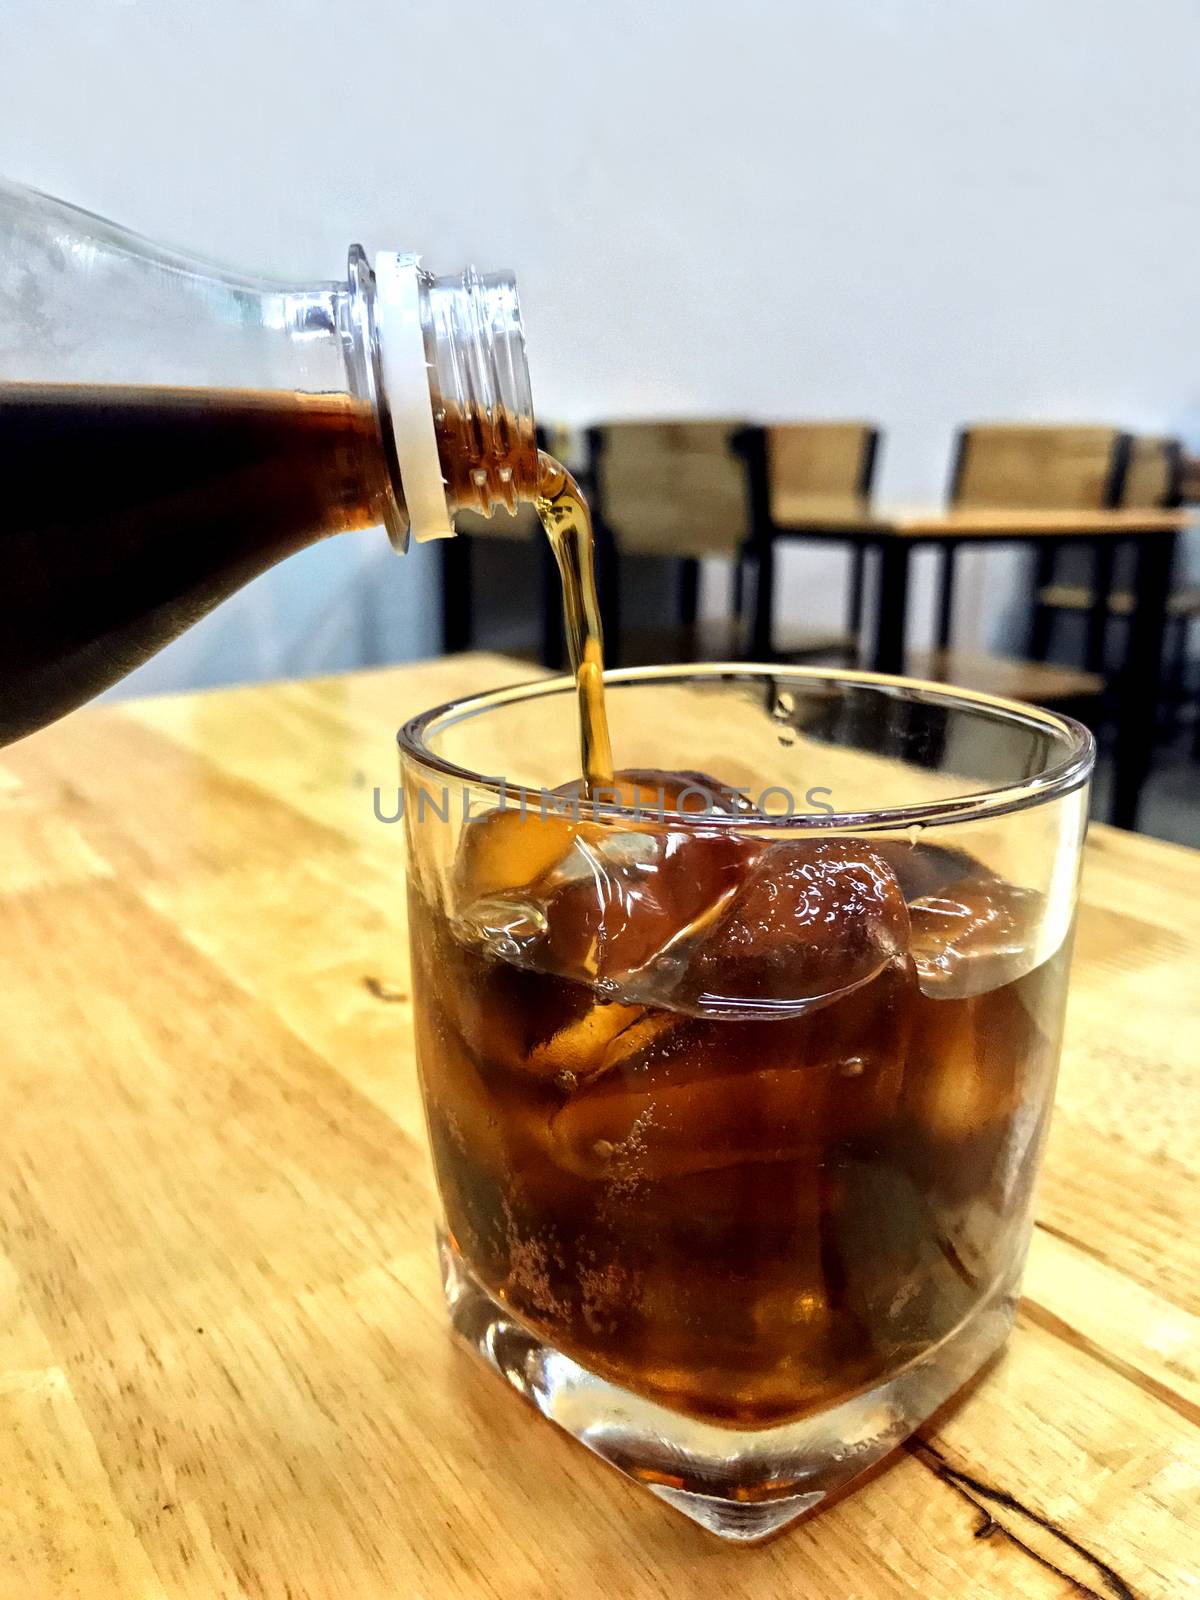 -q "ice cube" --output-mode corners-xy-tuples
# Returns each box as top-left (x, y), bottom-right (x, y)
(621, 1192), (864, 1419)
(451, 771), (757, 996)
(775, 955), (916, 1140)
(416, 1000), (510, 1177)
(823, 1162), (982, 1353)
(549, 959), (916, 1181)
(427, 906), (598, 1078)
(672, 837), (911, 1018)
(902, 980), (1049, 1146)
(524, 999), (645, 1083)
(870, 839), (980, 904)
(455, 804), (579, 903)
(426, 859), (671, 1088)
(592, 1008), (680, 1072)
(539, 825), (750, 987)
(535, 767), (757, 986)
(908, 863), (1044, 999)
